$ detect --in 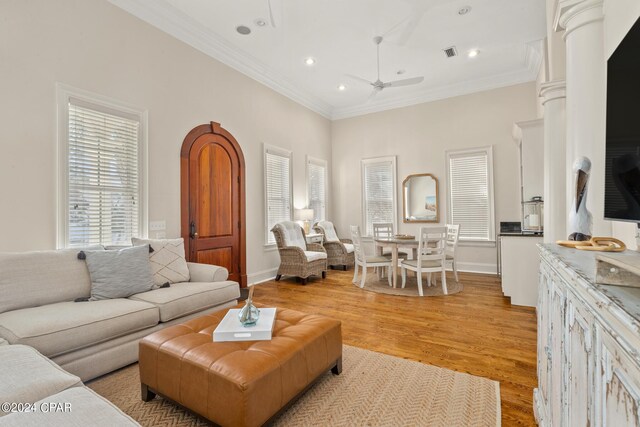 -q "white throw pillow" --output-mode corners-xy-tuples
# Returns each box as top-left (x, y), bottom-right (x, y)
(318, 221), (340, 242)
(132, 238), (190, 287)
